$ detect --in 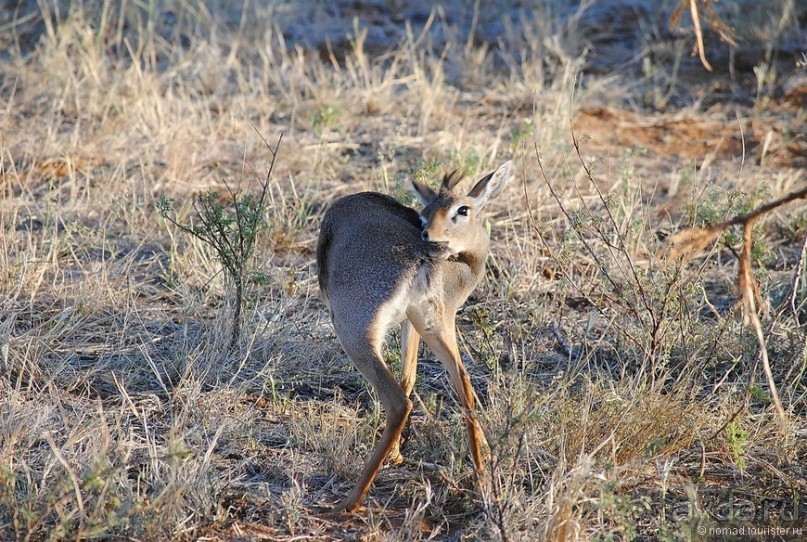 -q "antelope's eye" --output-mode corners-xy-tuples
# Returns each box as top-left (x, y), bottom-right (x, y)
(456, 206), (470, 216)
